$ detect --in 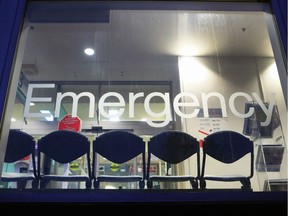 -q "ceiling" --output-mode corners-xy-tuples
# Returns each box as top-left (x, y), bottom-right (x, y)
(21, 9), (274, 84)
